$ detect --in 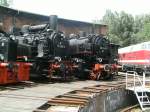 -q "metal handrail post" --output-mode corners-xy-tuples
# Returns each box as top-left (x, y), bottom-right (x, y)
(142, 72), (145, 103)
(126, 72), (128, 89)
(134, 72), (135, 91)
(143, 72), (145, 88)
